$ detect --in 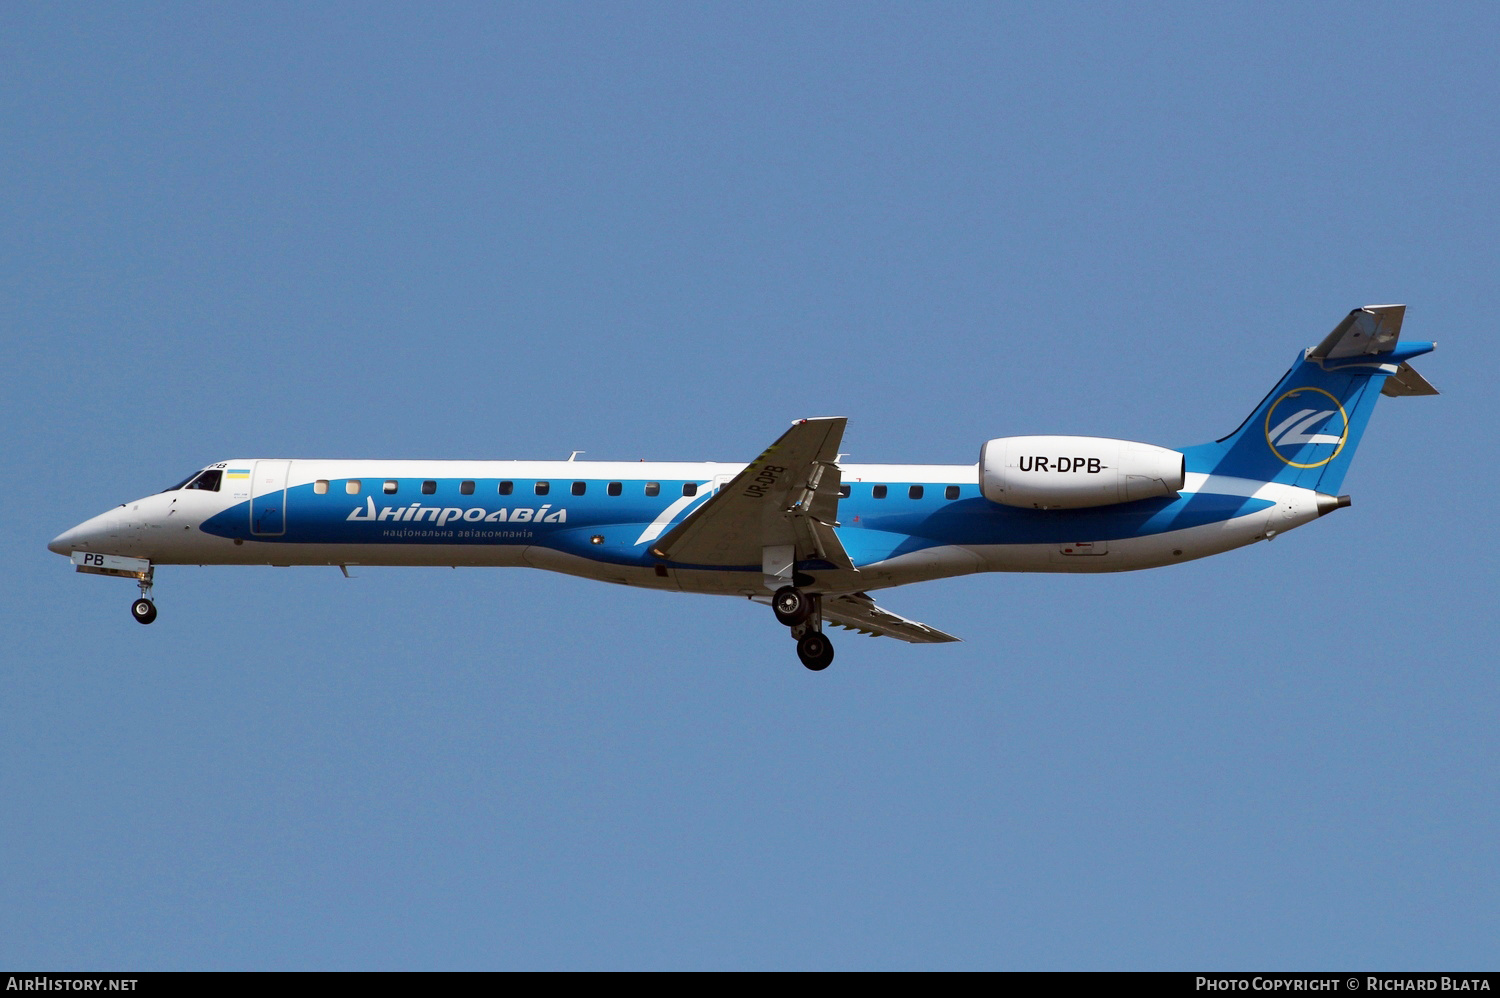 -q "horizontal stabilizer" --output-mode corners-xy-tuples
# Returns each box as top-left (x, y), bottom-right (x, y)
(1310, 304), (1405, 359)
(1381, 361), (1440, 397)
